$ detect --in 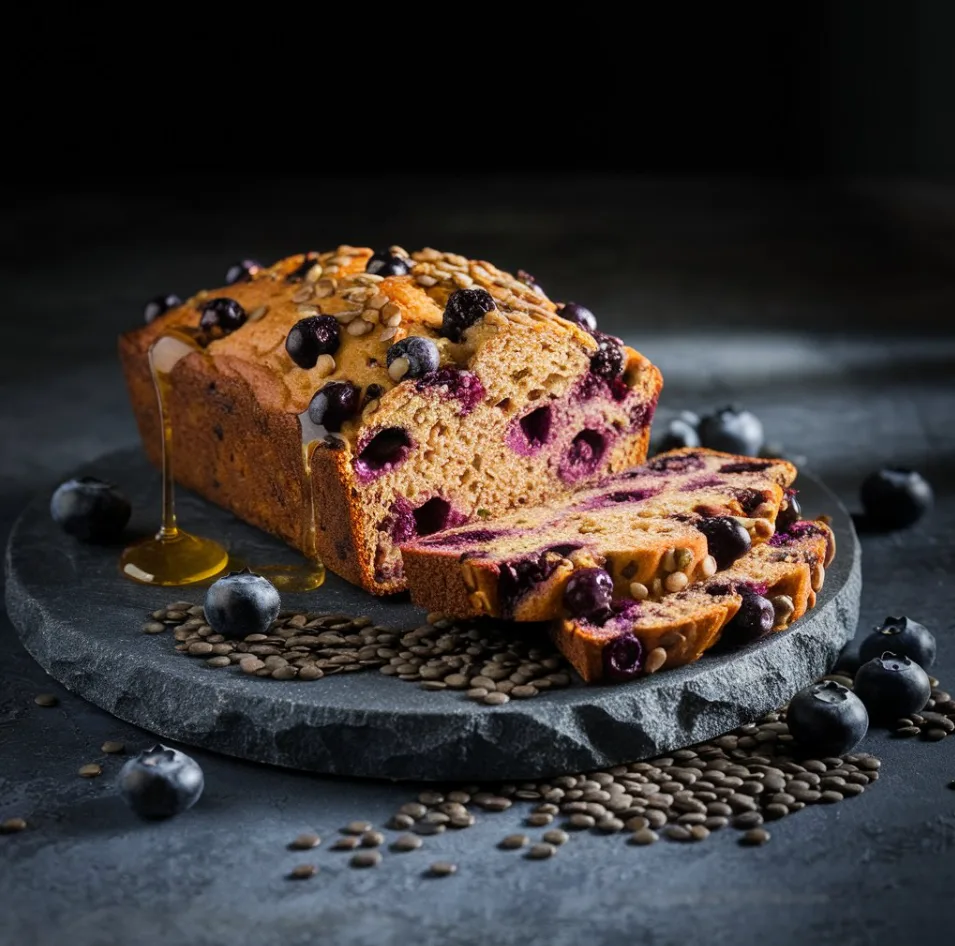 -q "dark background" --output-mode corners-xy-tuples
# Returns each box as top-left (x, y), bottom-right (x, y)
(3, 5), (955, 946)
(6, 2), (955, 187)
